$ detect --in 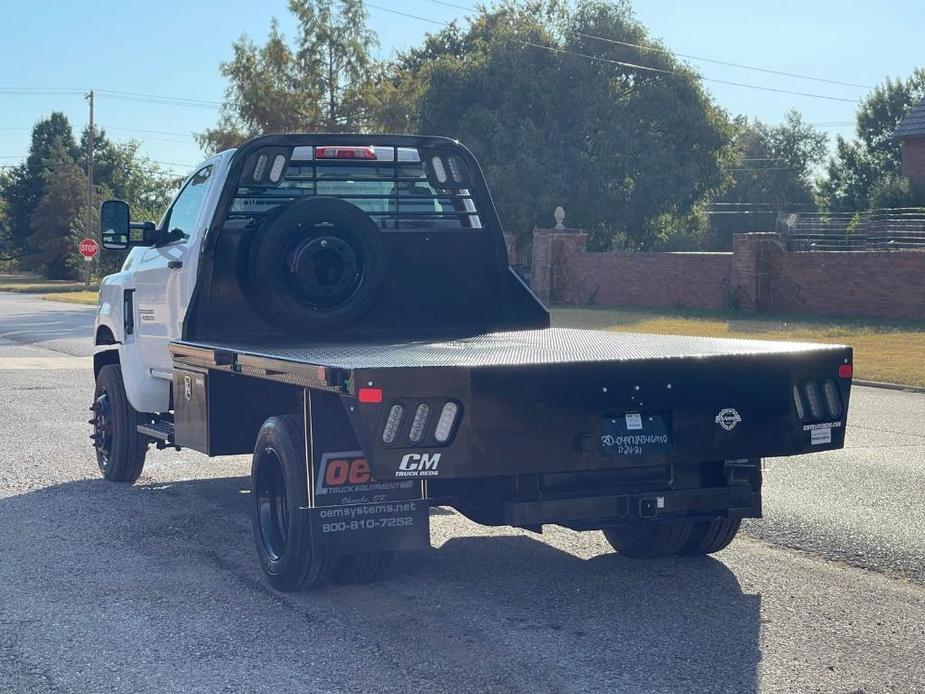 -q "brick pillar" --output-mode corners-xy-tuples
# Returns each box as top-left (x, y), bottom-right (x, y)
(732, 232), (785, 312)
(530, 227), (588, 304)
